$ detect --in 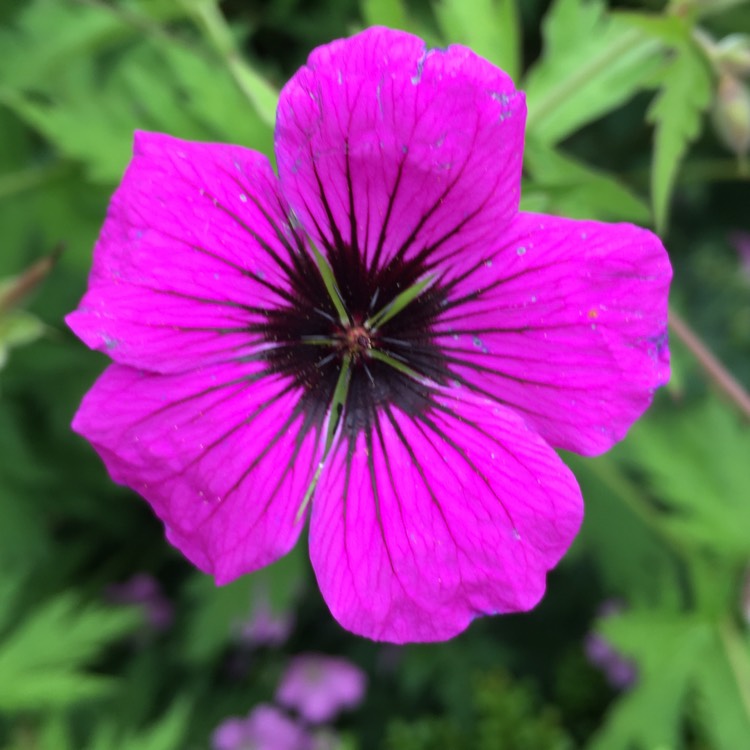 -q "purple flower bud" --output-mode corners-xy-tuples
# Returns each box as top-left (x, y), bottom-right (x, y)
(712, 74), (750, 157)
(715, 34), (750, 77)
